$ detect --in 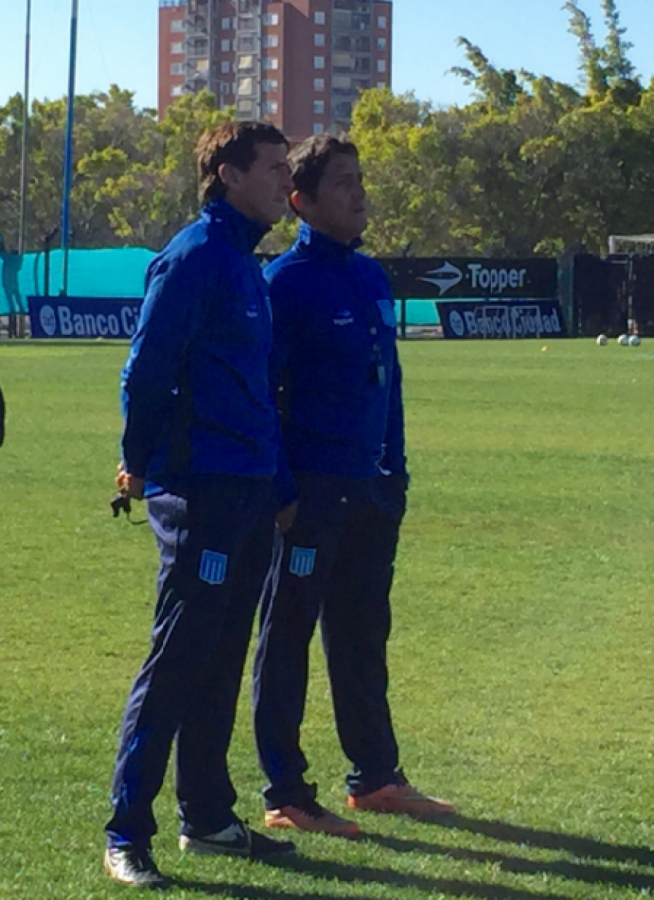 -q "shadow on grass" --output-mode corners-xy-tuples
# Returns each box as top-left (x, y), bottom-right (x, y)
(166, 815), (654, 898)
(366, 831), (654, 891)
(447, 815), (654, 867)
(169, 885), (378, 900)
(170, 857), (573, 900)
